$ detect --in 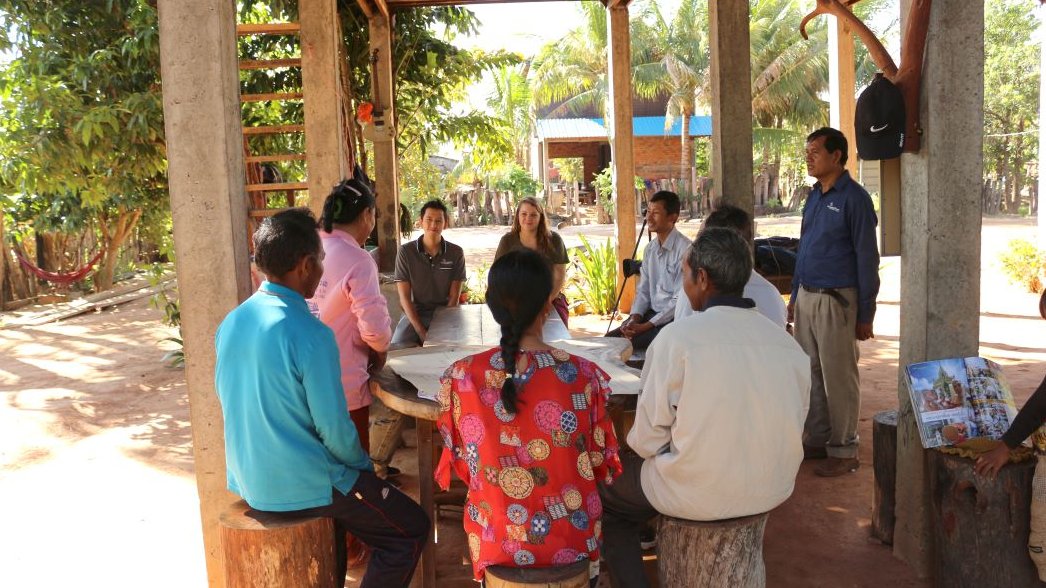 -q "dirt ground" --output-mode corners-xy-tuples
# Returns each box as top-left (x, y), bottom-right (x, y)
(3, 215), (1045, 587)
